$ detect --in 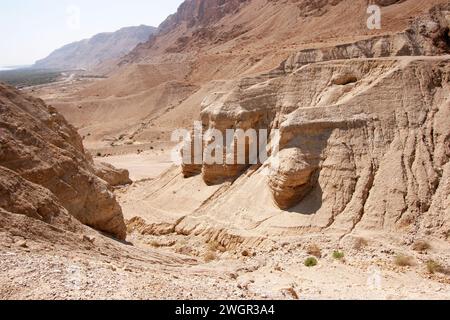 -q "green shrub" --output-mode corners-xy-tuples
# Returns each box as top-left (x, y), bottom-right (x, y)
(333, 251), (345, 260)
(304, 257), (318, 267)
